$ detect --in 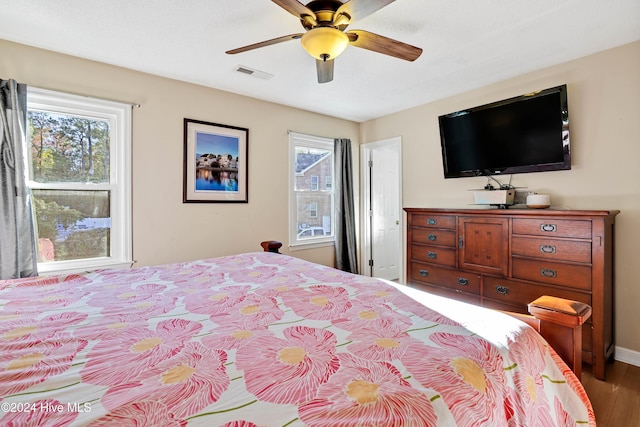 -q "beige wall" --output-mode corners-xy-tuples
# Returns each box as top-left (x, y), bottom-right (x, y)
(360, 41), (640, 353)
(3, 38), (639, 353)
(0, 39), (360, 268)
